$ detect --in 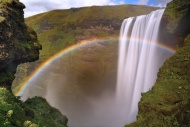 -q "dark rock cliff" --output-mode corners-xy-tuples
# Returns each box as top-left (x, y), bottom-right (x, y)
(0, 0), (68, 126)
(0, 0), (41, 90)
(160, 0), (190, 47)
